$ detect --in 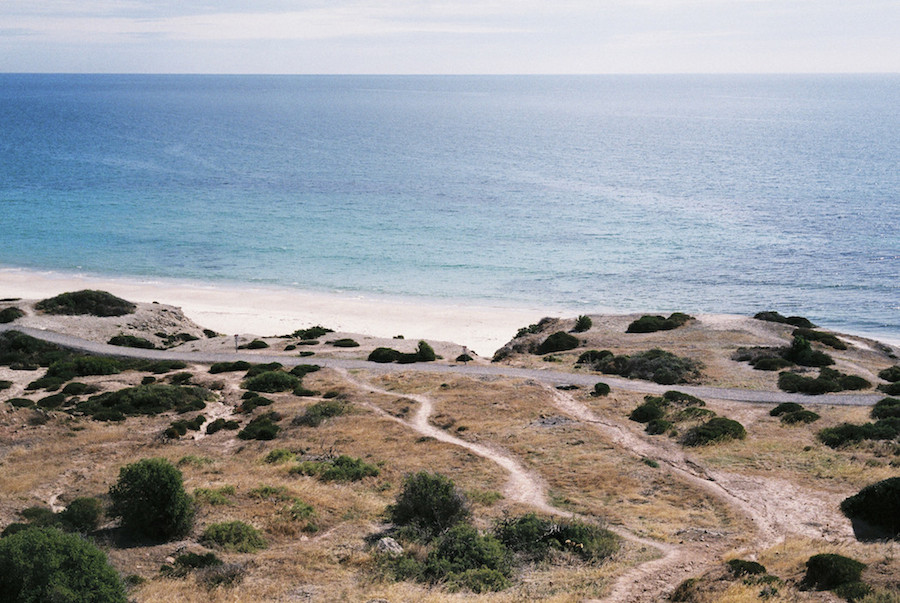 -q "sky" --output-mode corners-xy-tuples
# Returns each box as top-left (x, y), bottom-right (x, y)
(1, 1), (897, 74)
